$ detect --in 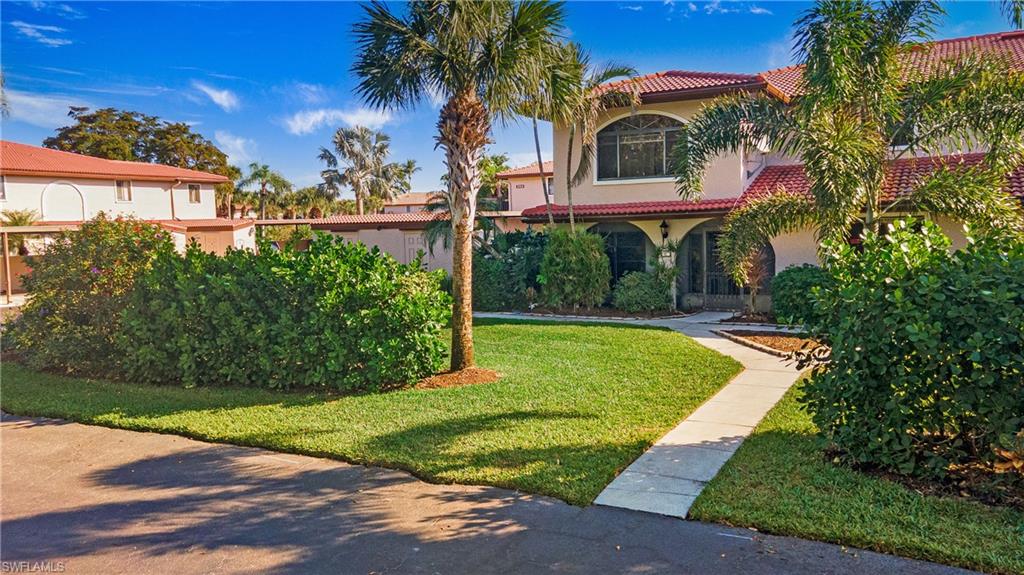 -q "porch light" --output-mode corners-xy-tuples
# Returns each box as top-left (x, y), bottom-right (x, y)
(659, 220), (669, 241)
